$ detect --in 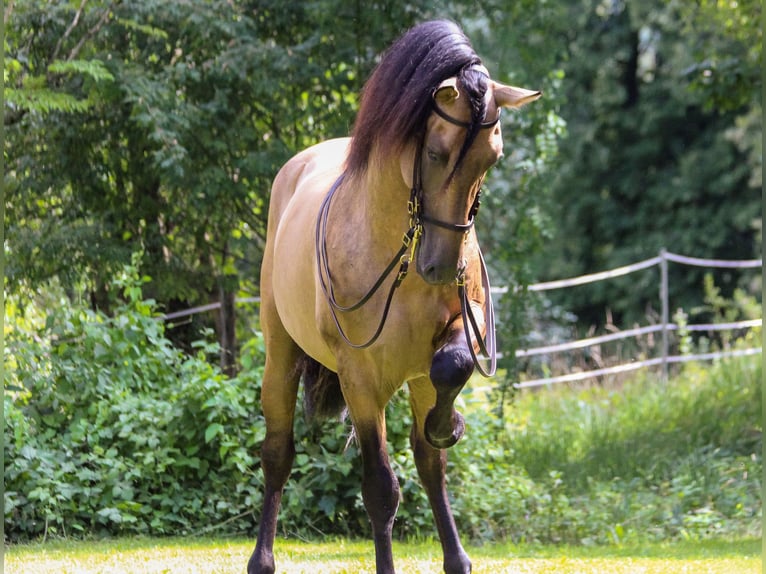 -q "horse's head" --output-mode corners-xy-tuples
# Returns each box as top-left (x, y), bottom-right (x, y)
(401, 69), (540, 285)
